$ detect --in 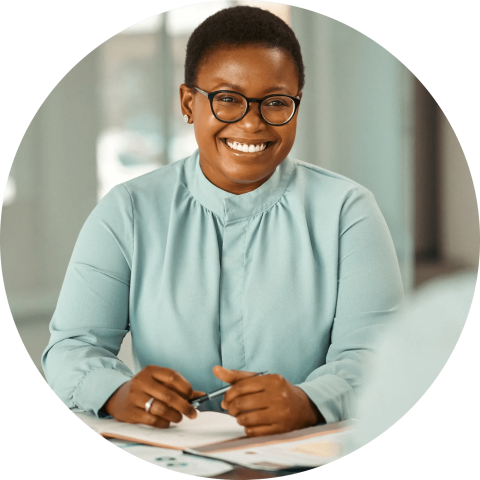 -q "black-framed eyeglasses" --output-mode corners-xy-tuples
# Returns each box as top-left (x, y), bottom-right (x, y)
(194, 87), (301, 126)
